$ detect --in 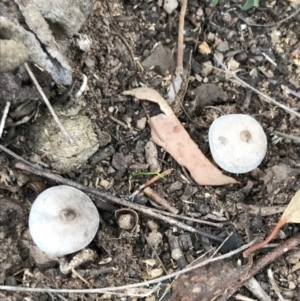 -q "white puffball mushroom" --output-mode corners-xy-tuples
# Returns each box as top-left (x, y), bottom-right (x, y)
(29, 185), (99, 256)
(208, 114), (267, 174)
